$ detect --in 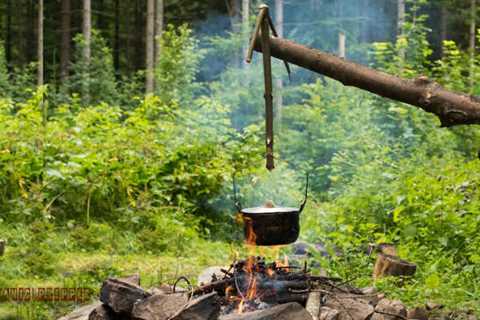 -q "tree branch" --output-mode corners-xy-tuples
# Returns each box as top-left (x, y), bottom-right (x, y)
(254, 36), (480, 127)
